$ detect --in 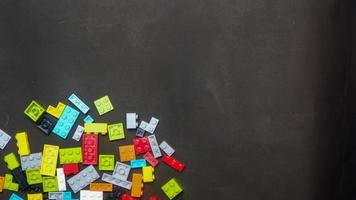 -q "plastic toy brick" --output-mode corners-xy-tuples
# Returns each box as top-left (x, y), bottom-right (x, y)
(130, 159), (147, 169)
(63, 163), (79, 176)
(94, 95), (114, 115)
(121, 193), (137, 200)
(147, 135), (162, 158)
(112, 161), (131, 180)
(162, 155), (185, 173)
(57, 168), (66, 191)
(82, 134), (98, 165)
(63, 191), (72, 200)
(118, 145), (136, 162)
(4, 174), (19, 191)
(40, 144), (59, 176)
(46, 102), (66, 119)
(101, 173), (132, 190)
(149, 195), (159, 200)
(59, 147), (82, 164)
(159, 141), (175, 156)
(84, 123), (108, 134)
(52, 105), (79, 139)
(27, 193), (43, 200)
(43, 176), (58, 192)
(15, 132), (31, 156)
(138, 121), (149, 135)
(135, 128), (145, 137)
(0, 176), (3, 192)
(26, 168), (42, 185)
(80, 190), (103, 200)
(90, 182), (113, 192)
(126, 113), (138, 129)
(83, 115), (94, 123)
(68, 93), (90, 114)
(131, 173), (143, 198)
(4, 153), (20, 170)
(145, 117), (159, 134)
(133, 137), (151, 155)
(142, 166), (155, 182)
(48, 192), (63, 199)
(108, 123), (125, 141)
(37, 114), (57, 135)
(72, 125), (84, 141)
(67, 165), (100, 193)
(161, 178), (183, 200)
(20, 152), (42, 171)
(106, 186), (124, 200)
(27, 185), (42, 194)
(9, 193), (24, 200)
(12, 167), (28, 190)
(99, 155), (115, 171)
(24, 100), (45, 122)
(0, 128), (11, 150)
